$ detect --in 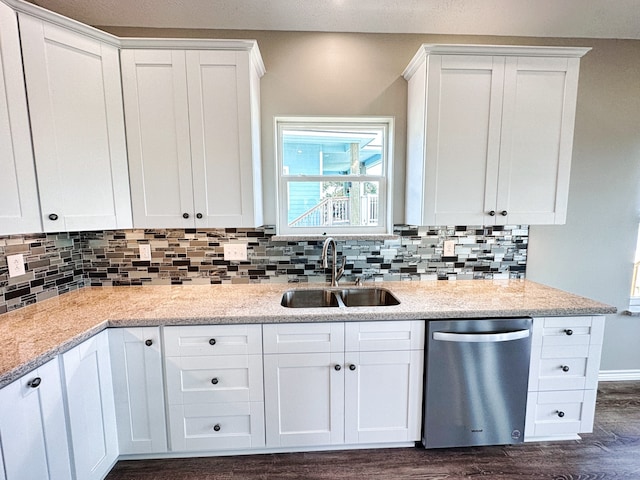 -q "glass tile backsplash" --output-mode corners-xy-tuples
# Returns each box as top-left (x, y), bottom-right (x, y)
(1, 225), (528, 313)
